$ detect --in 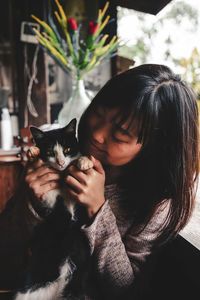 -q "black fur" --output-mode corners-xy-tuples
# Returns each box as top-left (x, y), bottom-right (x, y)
(14, 119), (91, 299)
(19, 199), (91, 298)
